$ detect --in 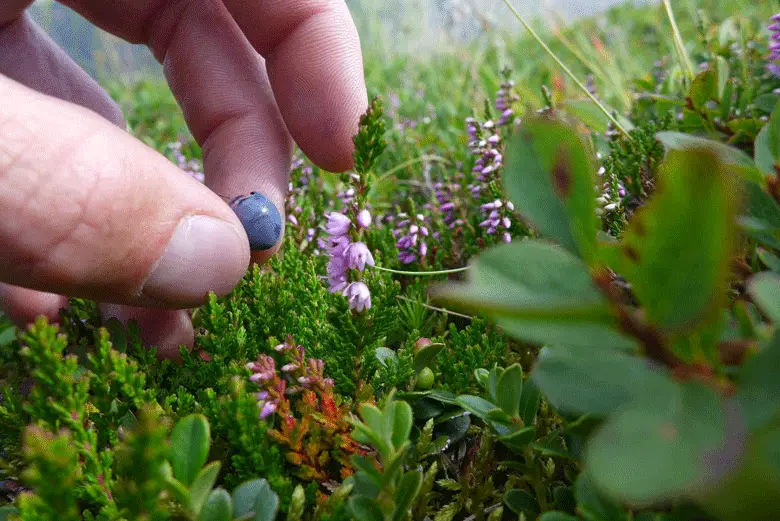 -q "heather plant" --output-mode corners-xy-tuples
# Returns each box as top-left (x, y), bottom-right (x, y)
(3, 2), (780, 521)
